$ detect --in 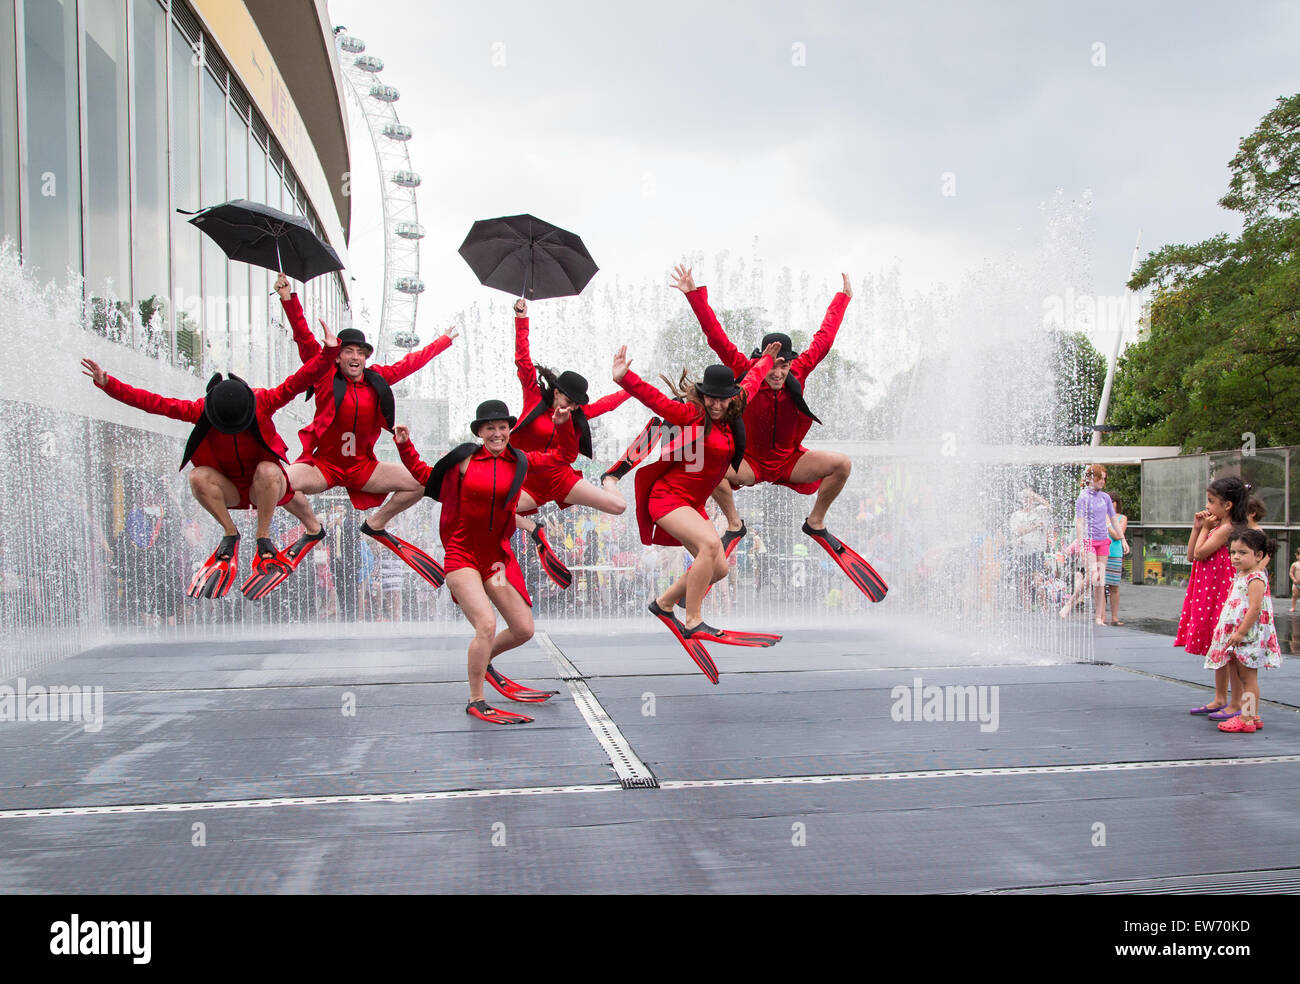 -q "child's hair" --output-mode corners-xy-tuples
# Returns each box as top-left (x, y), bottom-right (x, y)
(1109, 494), (1122, 514)
(1247, 494), (1267, 522)
(1084, 463), (1107, 482)
(1206, 476), (1250, 524)
(1228, 527), (1277, 562)
(659, 369), (747, 423)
